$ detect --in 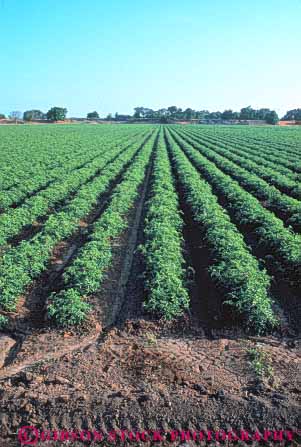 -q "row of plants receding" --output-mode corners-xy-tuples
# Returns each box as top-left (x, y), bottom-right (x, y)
(181, 128), (301, 199)
(140, 129), (189, 318)
(0, 130), (152, 247)
(0, 130), (155, 312)
(169, 129), (301, 278)
(192, 128), (301, 179)
(47, 130), (158, 326)
(0, 125), (143, 191)
(196, 127), (301, 174)
(0, 128), (145, 211)
(165, 128), (277, 333)
(208, 126), (301, 159)
(173, 128), (301, 230)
